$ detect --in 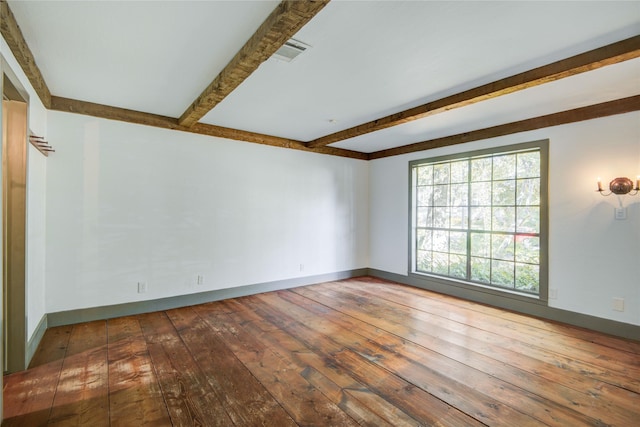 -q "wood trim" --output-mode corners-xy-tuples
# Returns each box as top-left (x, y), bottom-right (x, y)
(369, 95), (640, 159)
(49, 95), (640, 161)
(2, 99), (28, 373)
(178, 0), (330, 127)
(0, 0), (51, 108)
(308, 35), (640, 148)
(190, 122), (368, 160)
(50, 96), (368, 160)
